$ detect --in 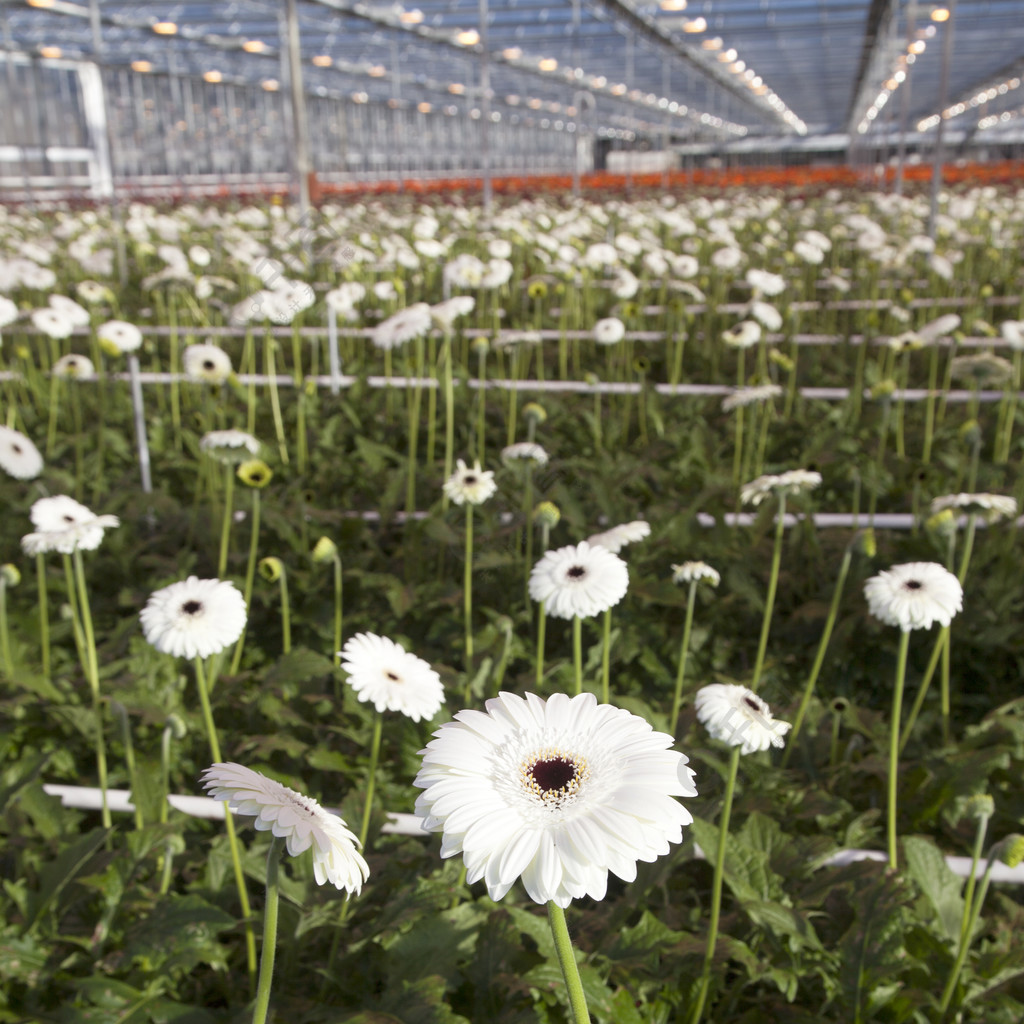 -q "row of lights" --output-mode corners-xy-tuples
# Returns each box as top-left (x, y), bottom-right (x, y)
(856, 7), (948, 134)
(917, 74), (1022, 132)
